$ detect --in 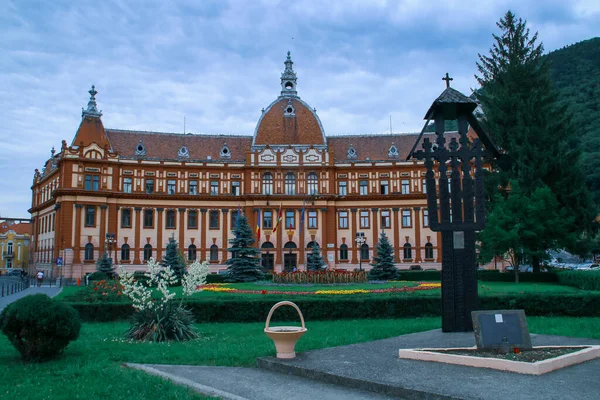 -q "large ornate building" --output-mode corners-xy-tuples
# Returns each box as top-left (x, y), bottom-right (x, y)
(30, 53), (445, 279)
